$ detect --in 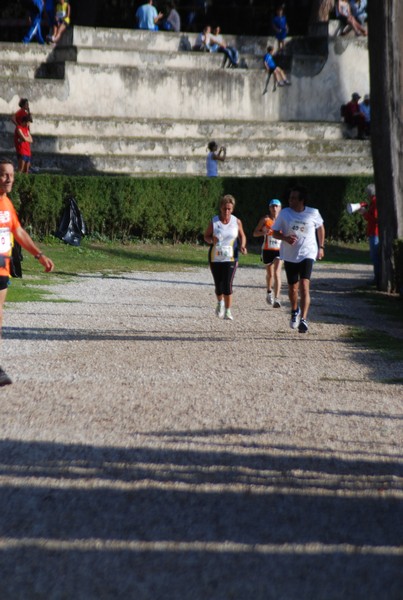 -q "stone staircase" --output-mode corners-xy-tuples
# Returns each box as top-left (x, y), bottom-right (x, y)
(0, 26), (373, 177)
